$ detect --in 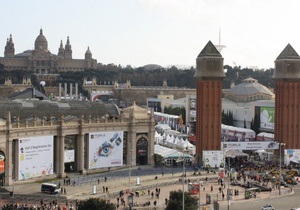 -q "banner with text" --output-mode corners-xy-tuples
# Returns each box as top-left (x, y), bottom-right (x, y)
(221, 141), (279, 150)
(88, 131), (123, 169)
(203, 150), (224, 168)
(18, 136), (54, 180)
(260, 107), (275, 130)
